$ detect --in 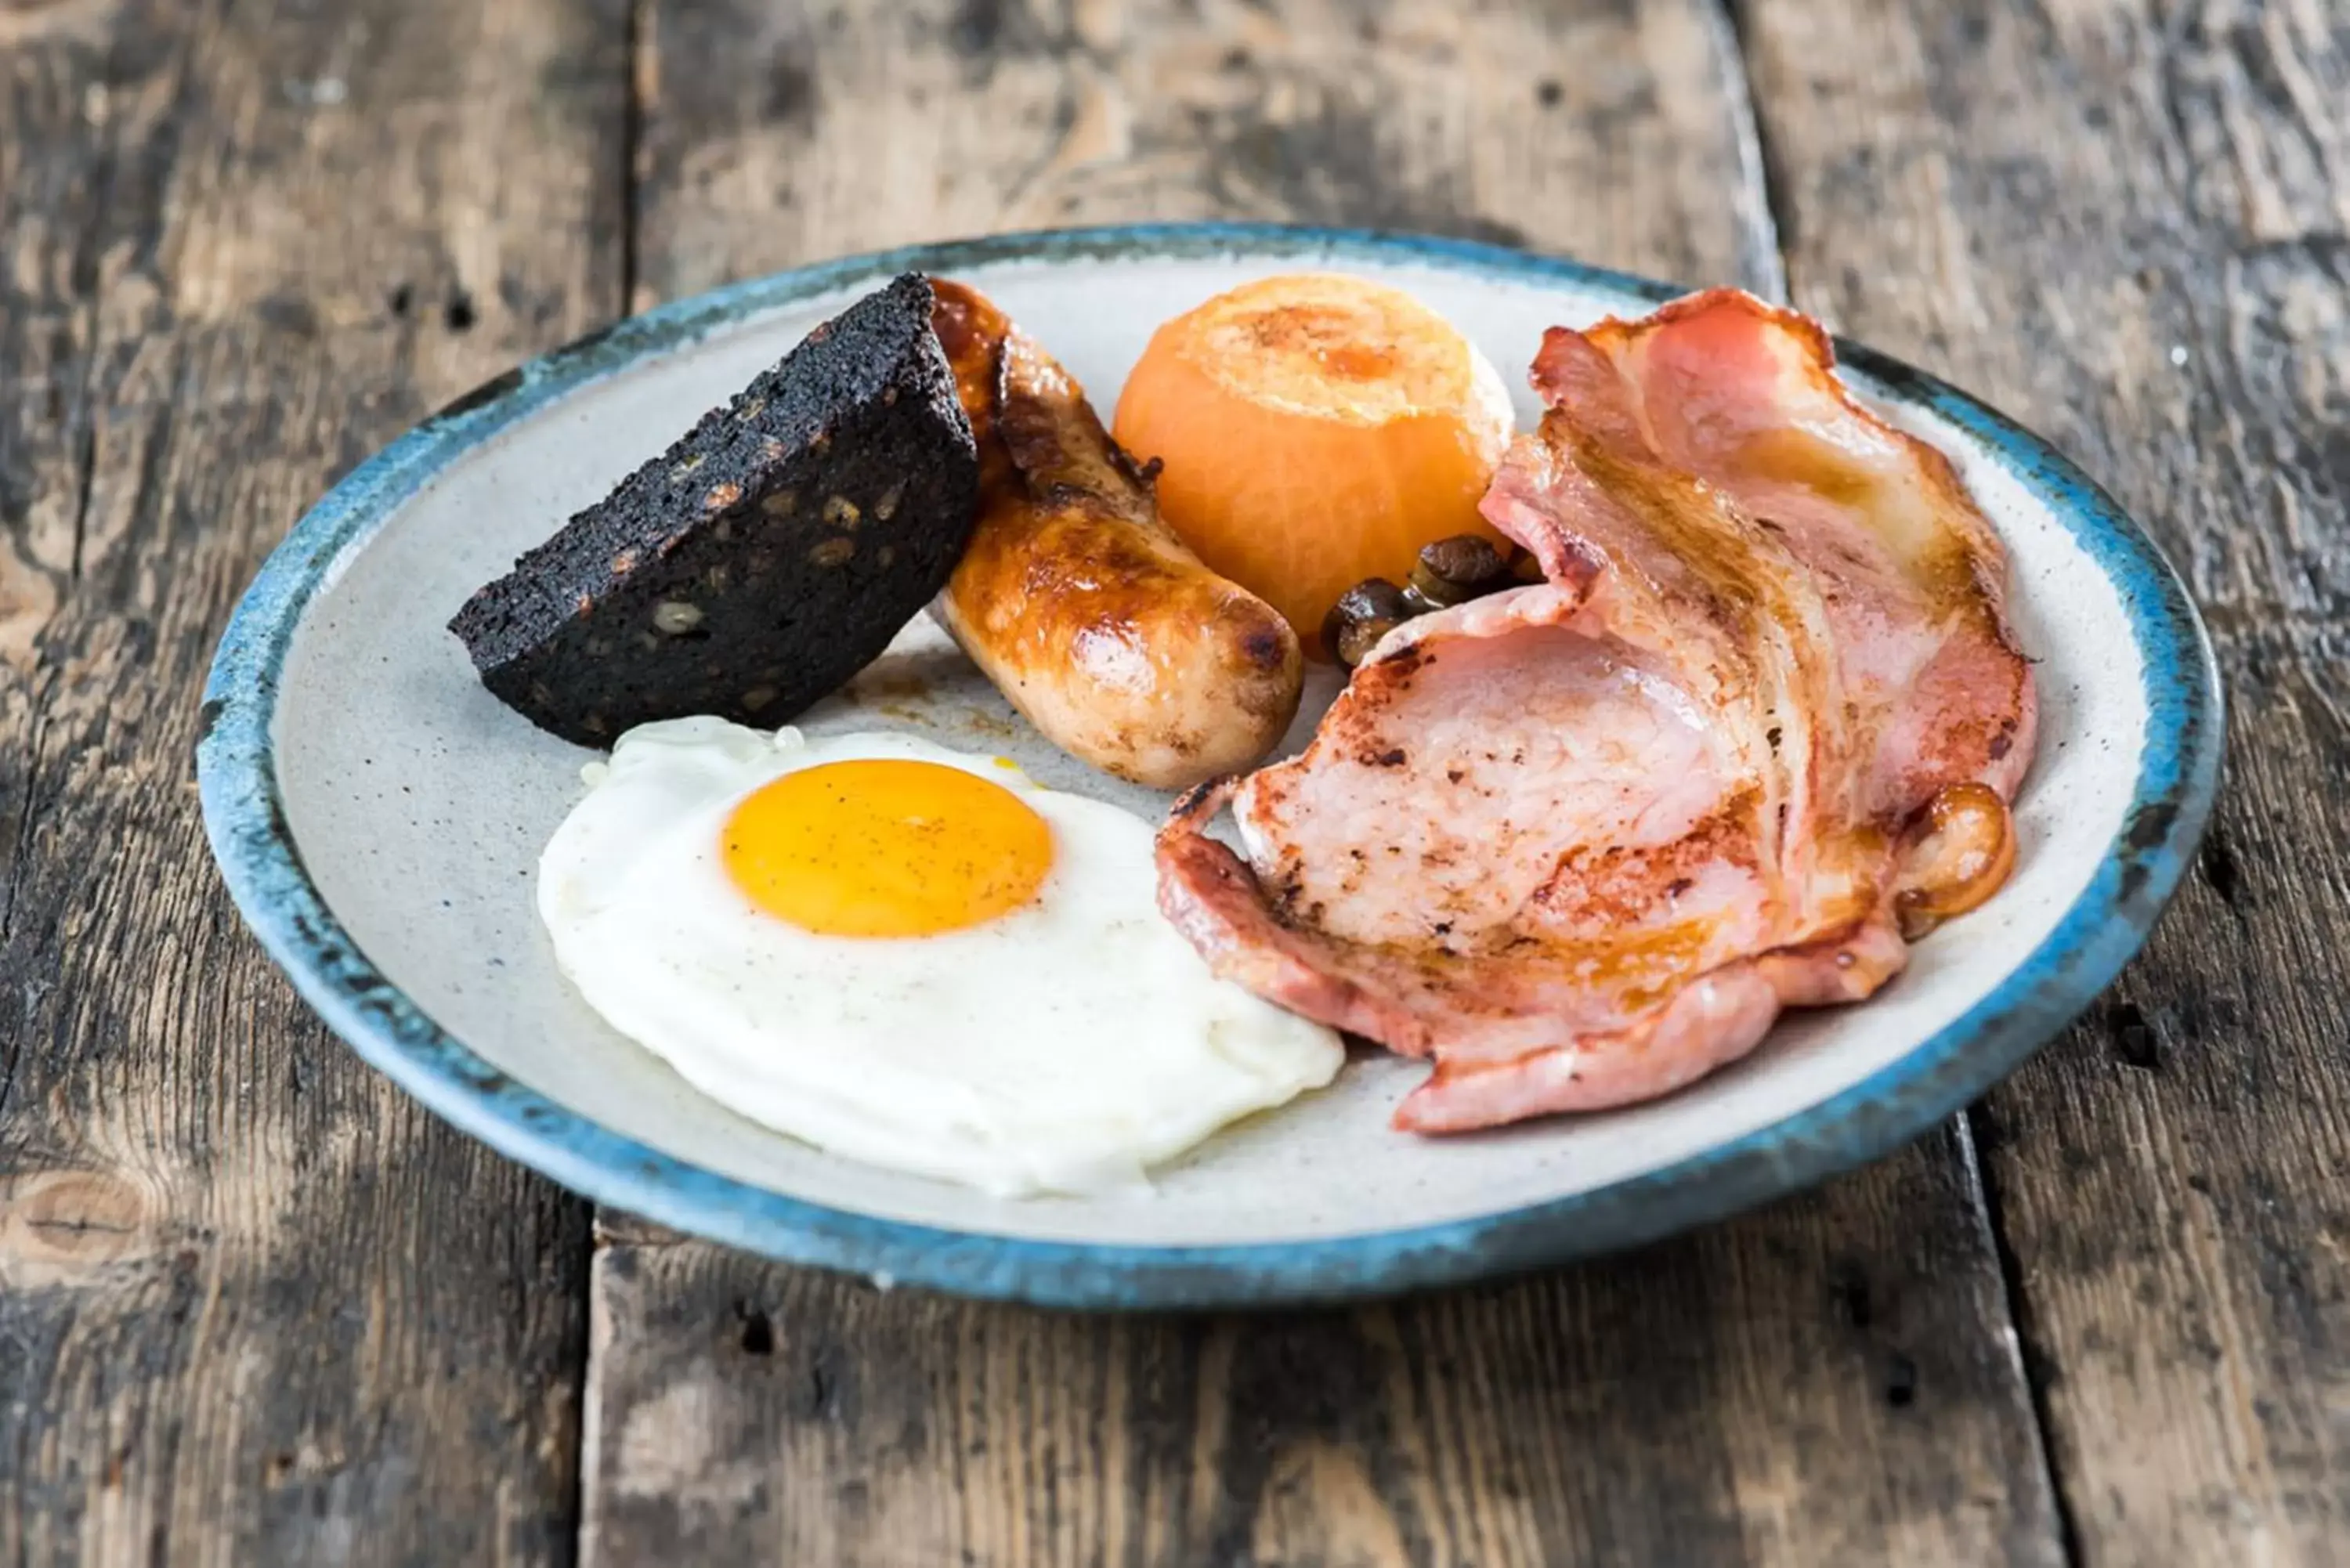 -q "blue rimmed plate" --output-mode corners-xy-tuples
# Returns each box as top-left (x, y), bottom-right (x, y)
(197, 224), (2222, 1308)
